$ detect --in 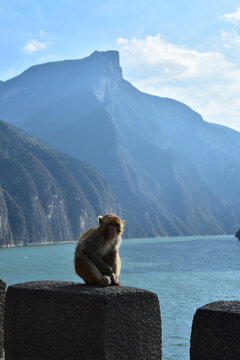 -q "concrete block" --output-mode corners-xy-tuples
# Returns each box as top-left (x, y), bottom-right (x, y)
(190, 301), (240, 360)
(4, 281), (161, 360)
(0, 279), (6, 360)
